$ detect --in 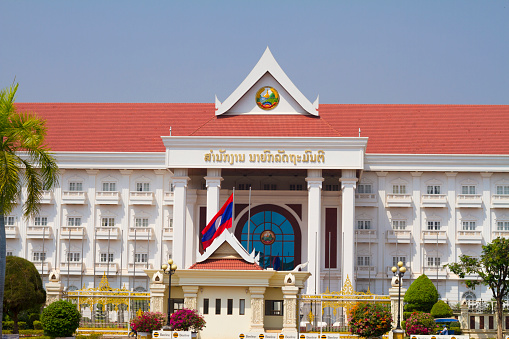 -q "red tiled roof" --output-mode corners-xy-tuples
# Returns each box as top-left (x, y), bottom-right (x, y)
(14, 103), (509, 154)
(189, 258), (263, 270)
